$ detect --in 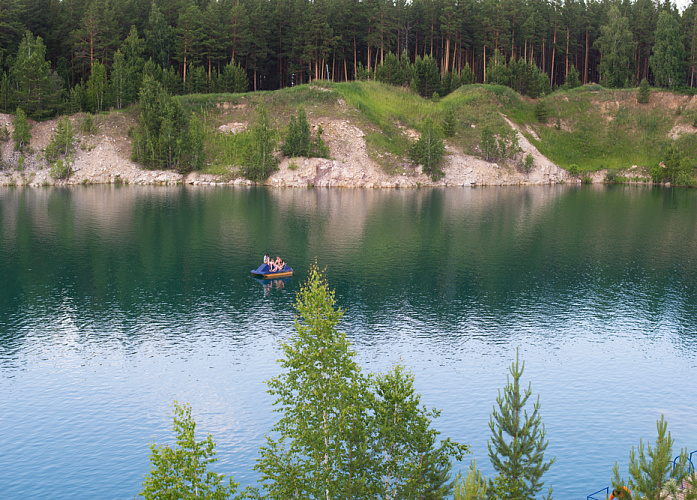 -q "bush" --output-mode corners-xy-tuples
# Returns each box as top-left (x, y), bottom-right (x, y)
(282, 107), (329, 159)
(568, 164), (579, 177)
(442, 106), (457, 138)
(221, 62), (248, 93)
(50, 158), (72, 180)
(12, 107), (31, 152)
(565, 65), (582, 89)
(45, 116), (75, 162)
(411, 55), (440, 98)
(80, 113), (97, 135)
(524, 154), (534, 173)
(244, 104), (278, 182)
(480, 126), (497, 161)
(638, 78), (650, 104)
(140, 402), (238, 500)
(410, 118), (445, 181)
(534, 100), (550, 124)
(131, 76), (193, 172)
